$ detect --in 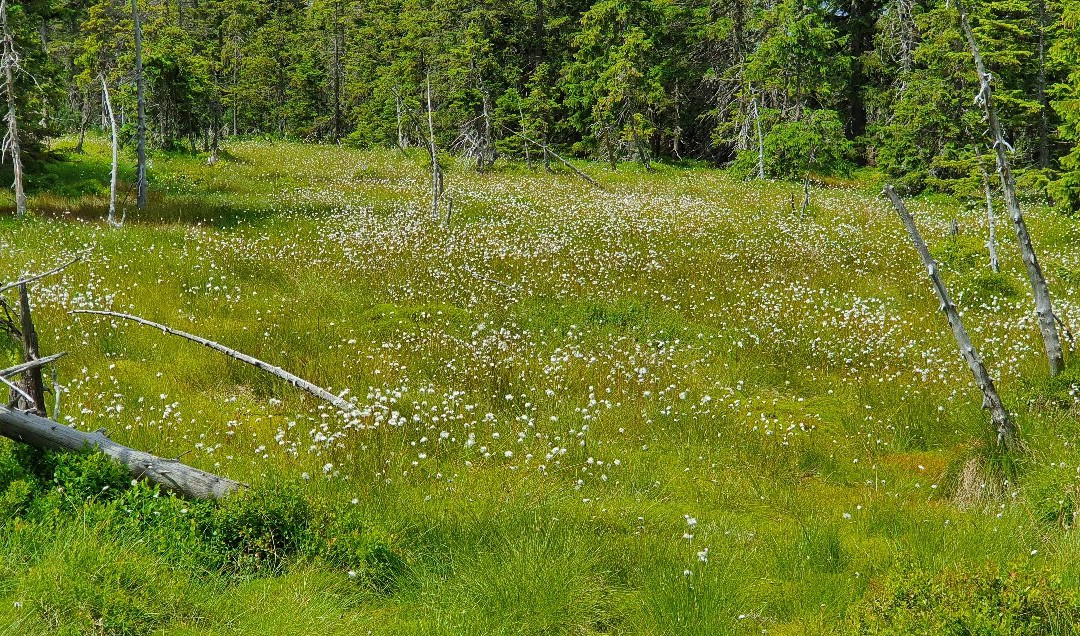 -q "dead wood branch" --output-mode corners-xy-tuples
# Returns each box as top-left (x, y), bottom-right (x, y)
(71, 310), (359, 417)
